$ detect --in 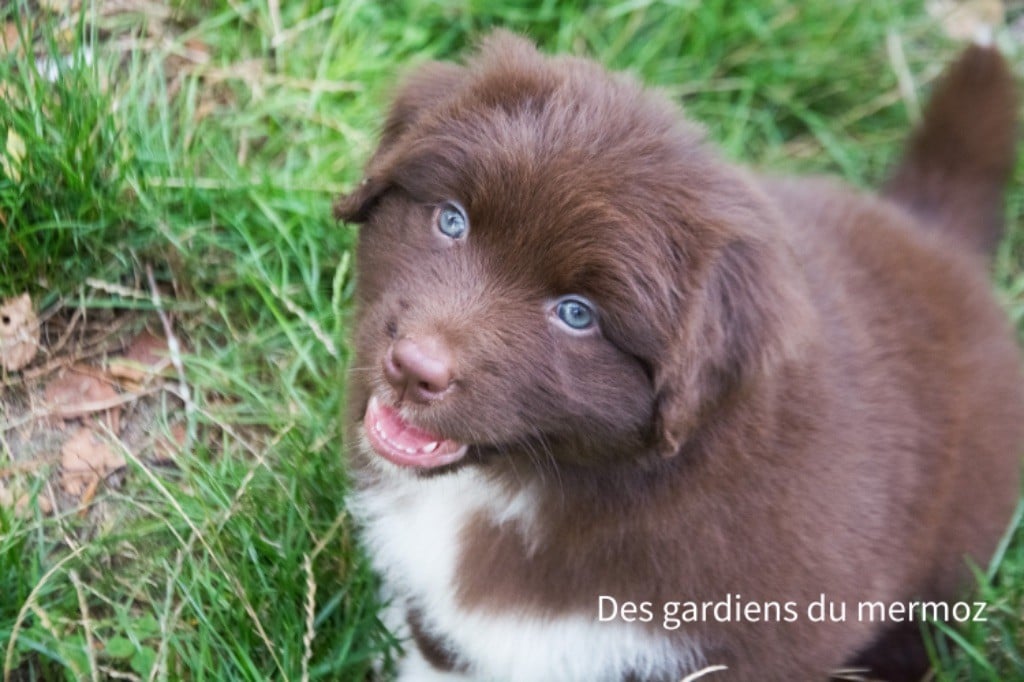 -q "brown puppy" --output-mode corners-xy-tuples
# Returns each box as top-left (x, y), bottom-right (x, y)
(337, 31), (1024, 682)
